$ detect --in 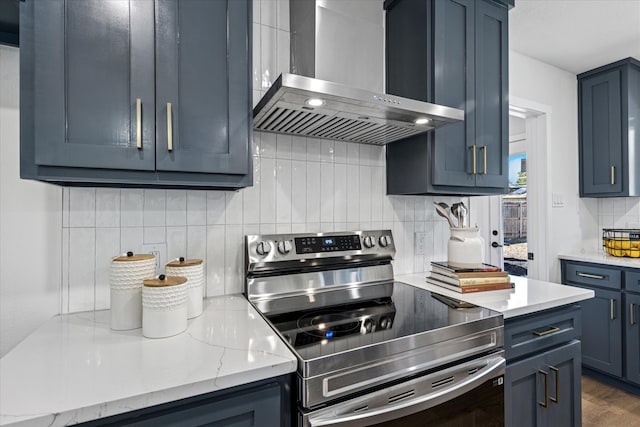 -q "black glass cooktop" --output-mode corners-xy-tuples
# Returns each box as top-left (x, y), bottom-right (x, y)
(266, 281), (501, 361)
